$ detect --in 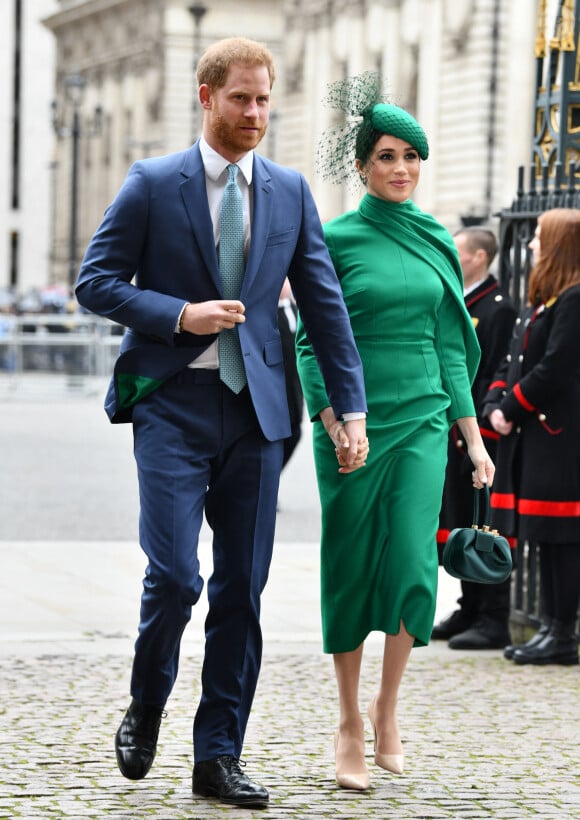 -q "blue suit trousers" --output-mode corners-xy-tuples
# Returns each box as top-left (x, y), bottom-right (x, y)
(129, 368), (283, 761)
